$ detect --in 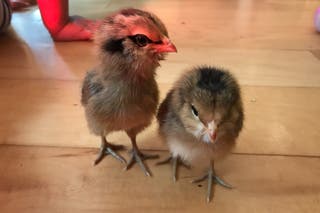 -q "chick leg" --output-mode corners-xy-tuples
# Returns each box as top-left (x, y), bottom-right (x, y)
(125, 133), (159, 177)
(156, 155), (190, 182)
(94, 136), (126, 165)
(192, 161), (233, 203)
